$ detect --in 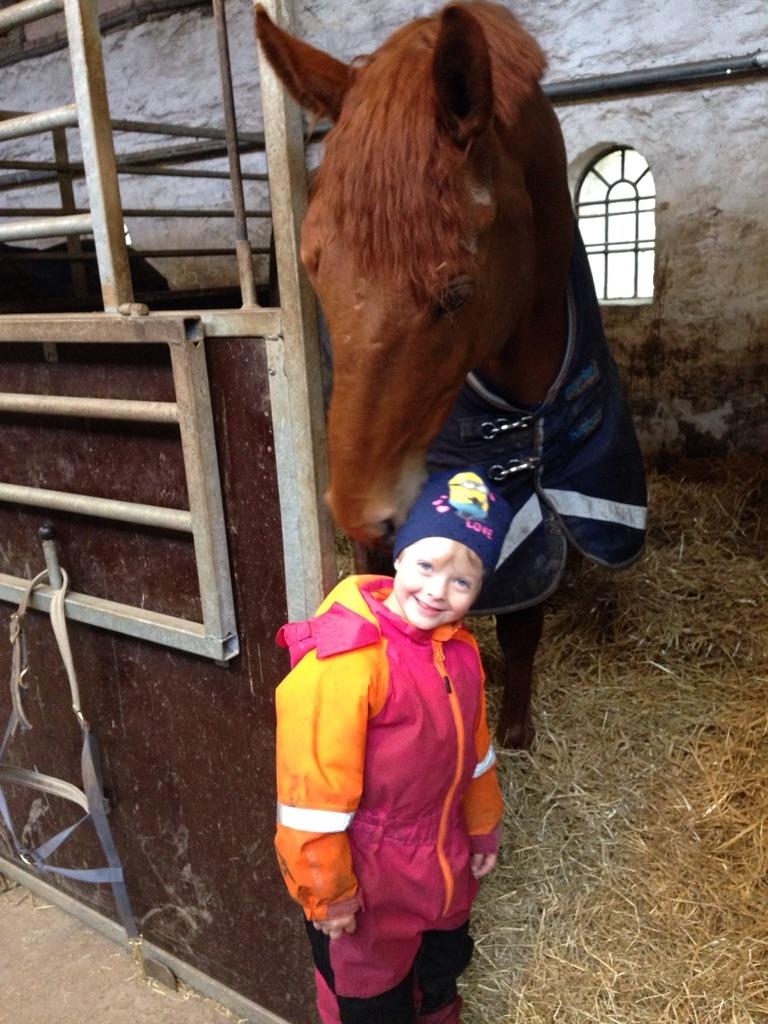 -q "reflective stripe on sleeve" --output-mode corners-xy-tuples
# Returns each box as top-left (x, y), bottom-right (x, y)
(472, 744), (497, 779)
(277, 802), (355, 833)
